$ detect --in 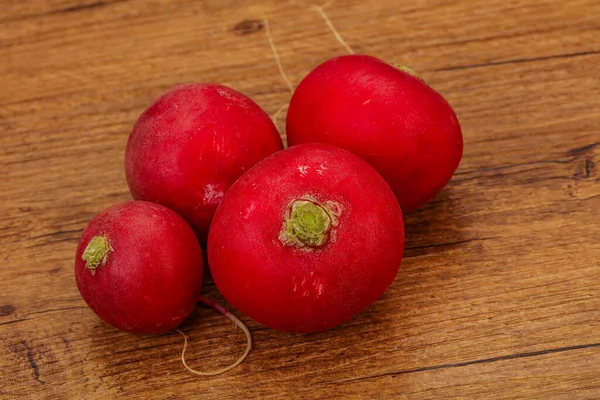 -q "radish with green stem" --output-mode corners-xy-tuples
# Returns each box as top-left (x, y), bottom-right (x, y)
(75, 201), (251, 374)
(208, 144), (405, 333)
